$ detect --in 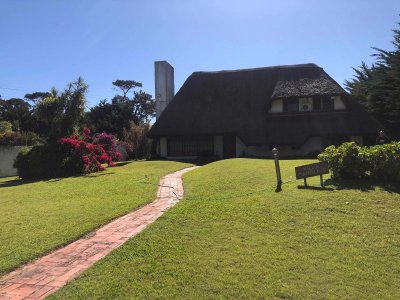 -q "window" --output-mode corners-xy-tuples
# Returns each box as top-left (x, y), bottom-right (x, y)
(284, 98), (299, 112)
(321, 96), (334, 111)
(332, 96), (346, 110)
(269, 99), (283, 113)
(167, 136), (213, 157)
